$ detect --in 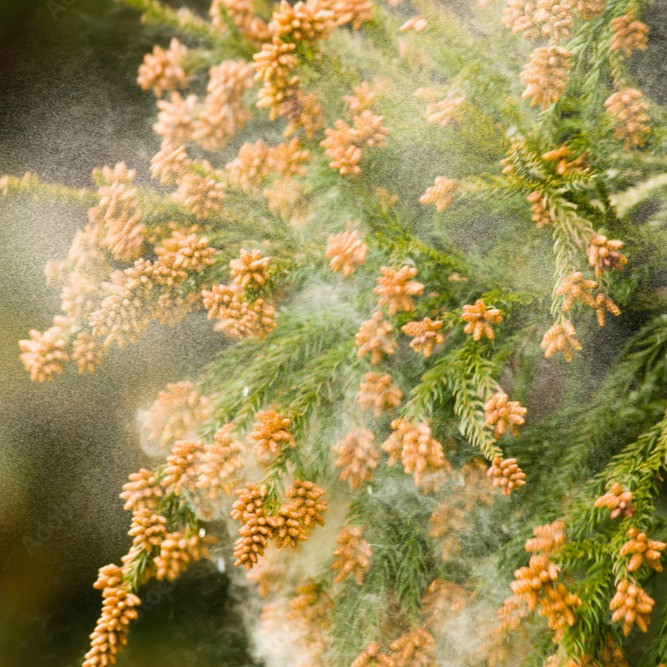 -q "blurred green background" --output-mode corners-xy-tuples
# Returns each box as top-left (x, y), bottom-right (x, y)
(0, 1), (256, 665)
